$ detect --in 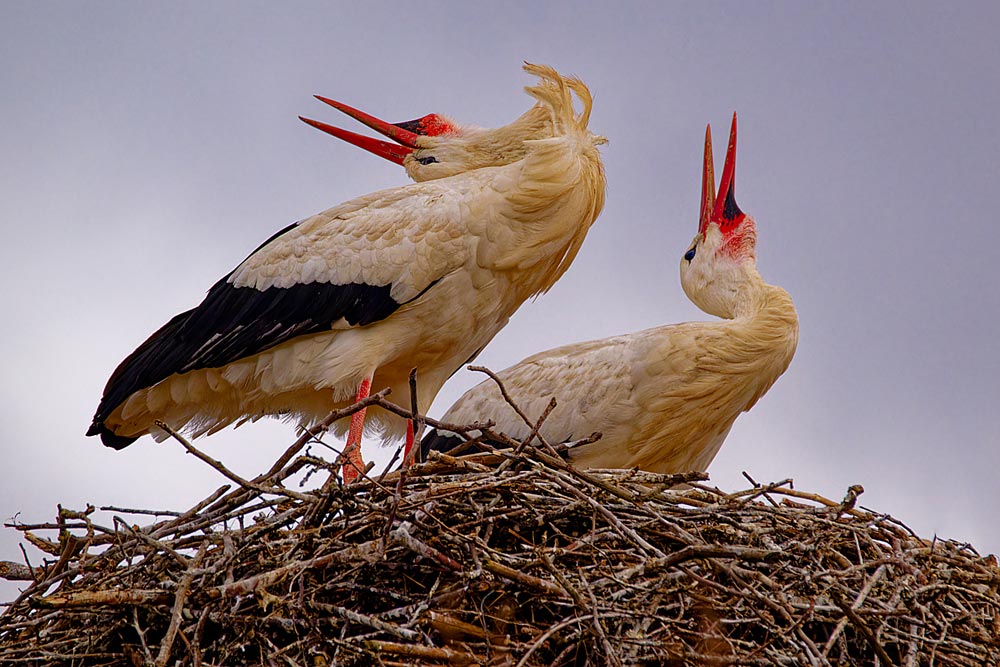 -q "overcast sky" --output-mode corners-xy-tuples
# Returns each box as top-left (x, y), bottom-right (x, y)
(2, 3), (998, 603)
